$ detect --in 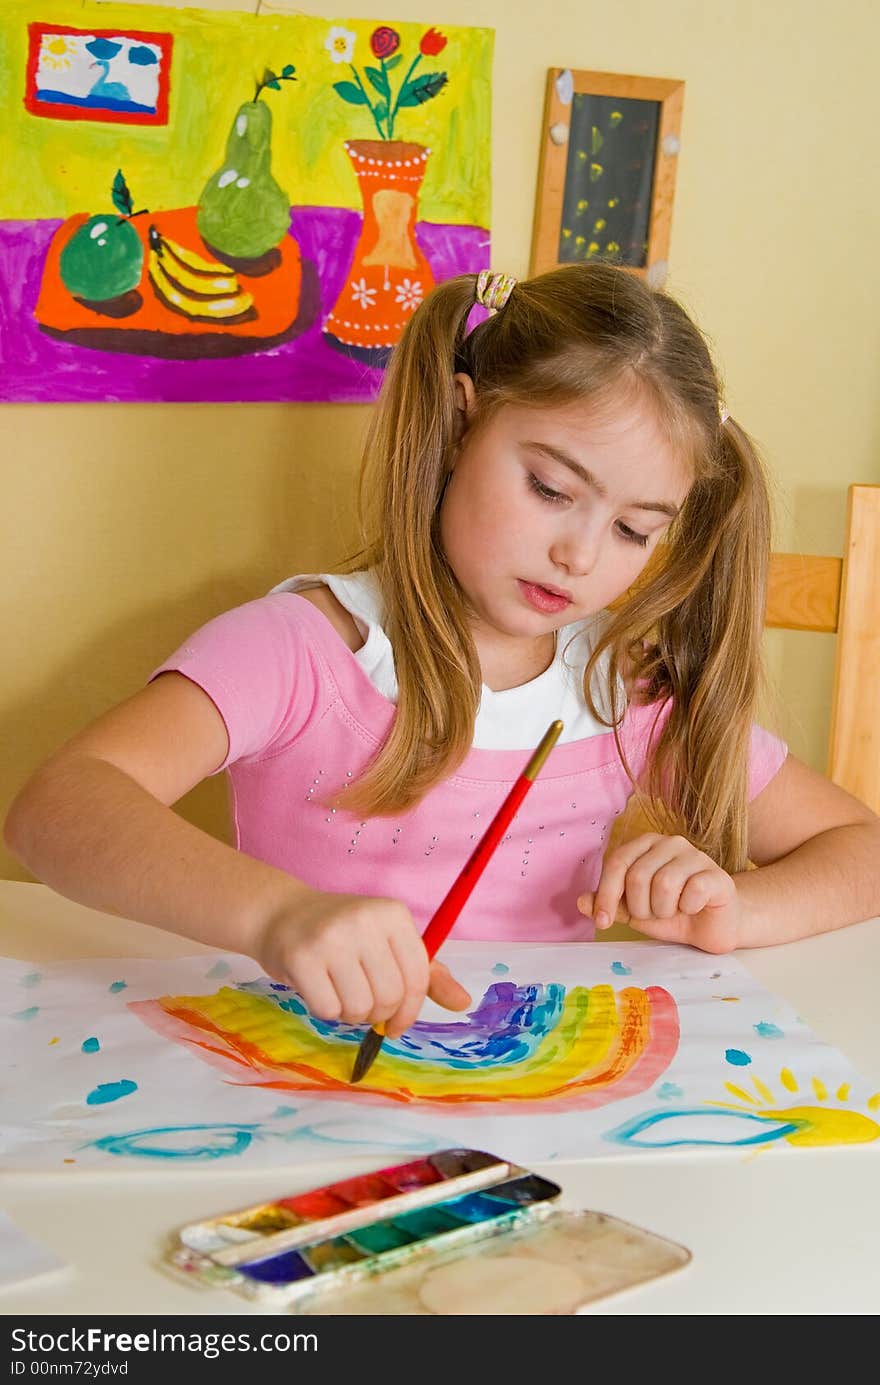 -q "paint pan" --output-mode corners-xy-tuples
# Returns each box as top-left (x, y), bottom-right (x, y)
(167, 1148), (690, 1312)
